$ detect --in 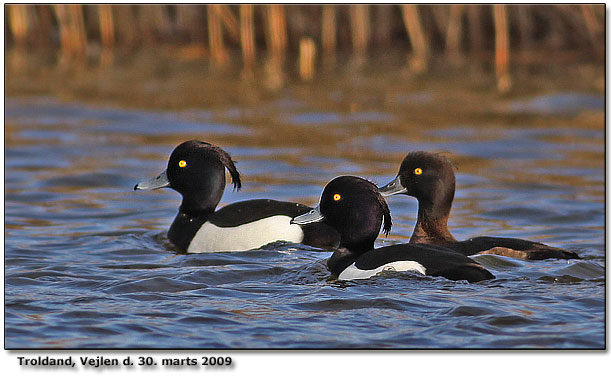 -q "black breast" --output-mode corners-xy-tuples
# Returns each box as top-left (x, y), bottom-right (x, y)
(168, 211), (209, 252)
